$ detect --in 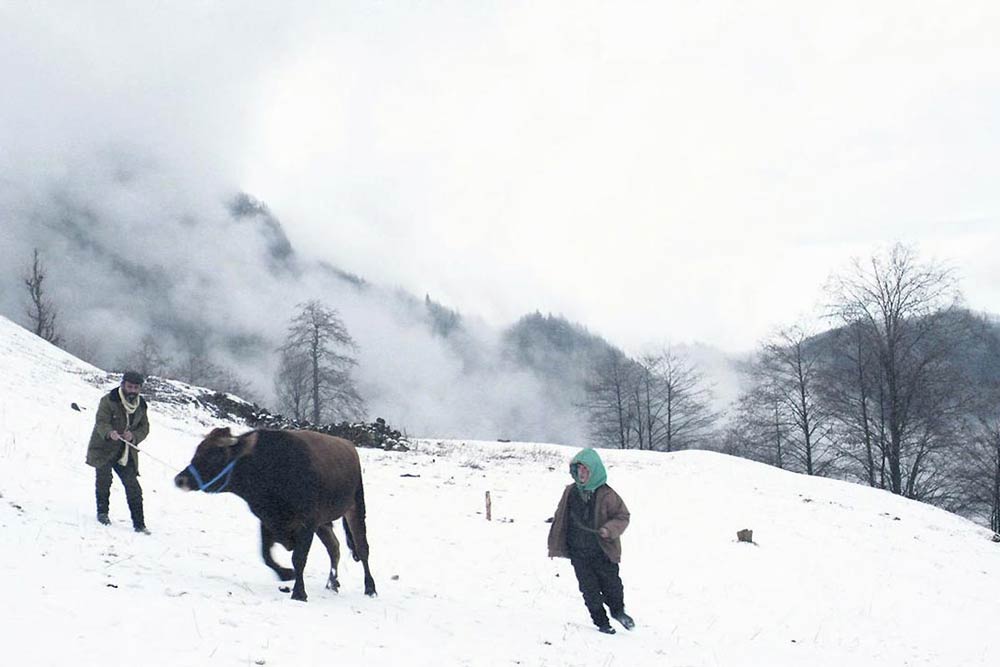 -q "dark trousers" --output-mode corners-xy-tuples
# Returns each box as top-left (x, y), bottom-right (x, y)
(95, 453), (145, 528)
(571, 553), (625, 627)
